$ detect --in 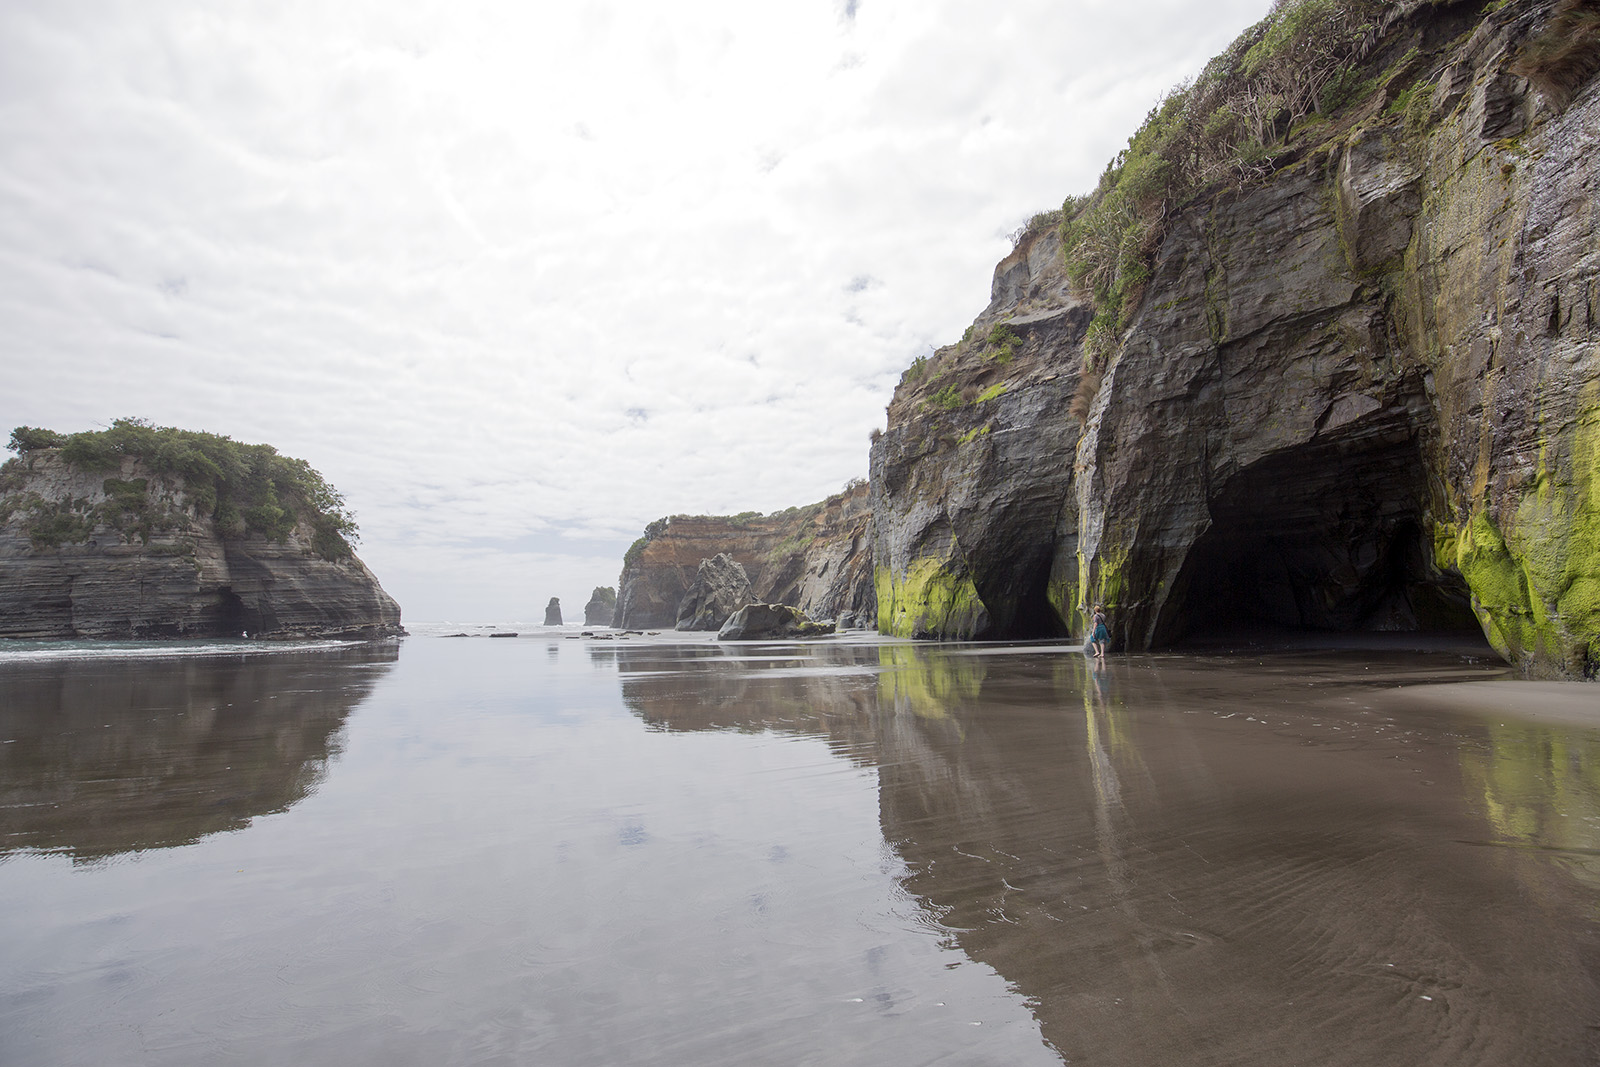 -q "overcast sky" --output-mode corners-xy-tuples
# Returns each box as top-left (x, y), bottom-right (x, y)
(1, 0), (1268, 622)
